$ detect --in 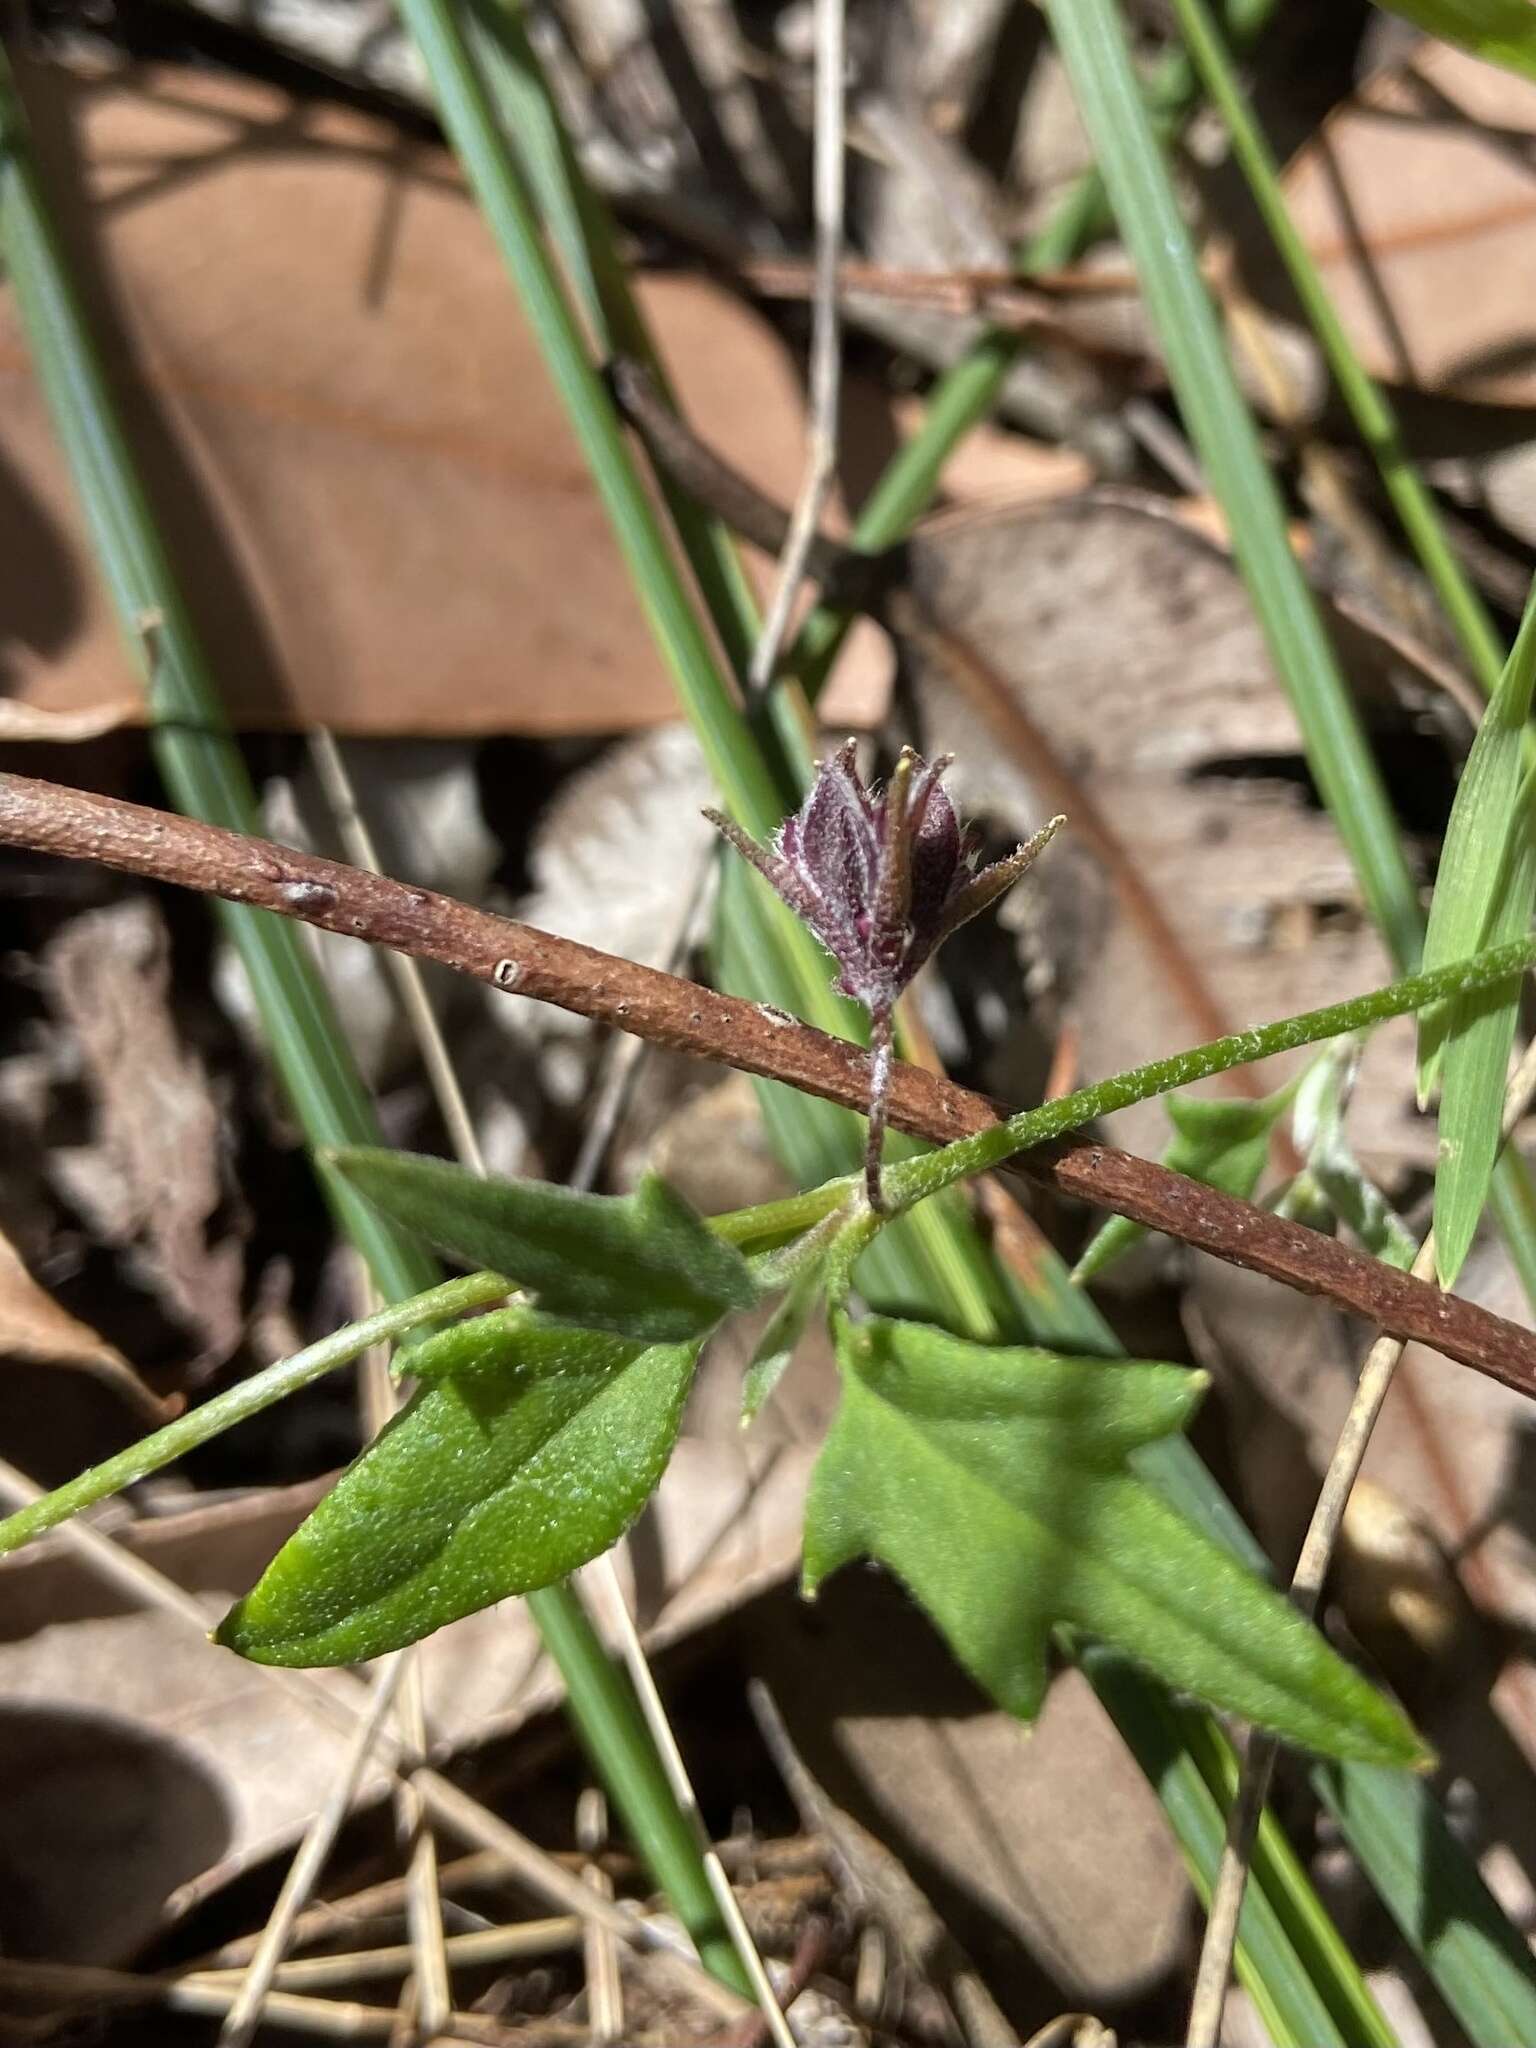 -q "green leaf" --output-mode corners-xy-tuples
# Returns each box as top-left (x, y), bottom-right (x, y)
(805, 1316), (1426, 1766)
(331, 1148), (759, 1341)
(1370, 0), (1536, 80)
(1419, 589), (1536, 1098)
(1433, 779), (1536, 1283)
(219, 1312), (698, 1664)
(1292, 1042), (1417, 1270)
(1421, 580), (1536, 1284)
(1073, 1085), (1290, 1282)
